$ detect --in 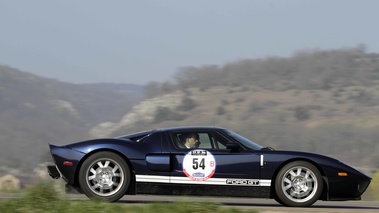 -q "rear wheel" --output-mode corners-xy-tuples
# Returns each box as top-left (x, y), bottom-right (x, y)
(78, 151), (131, 202)
(274, 161), (323, 207)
